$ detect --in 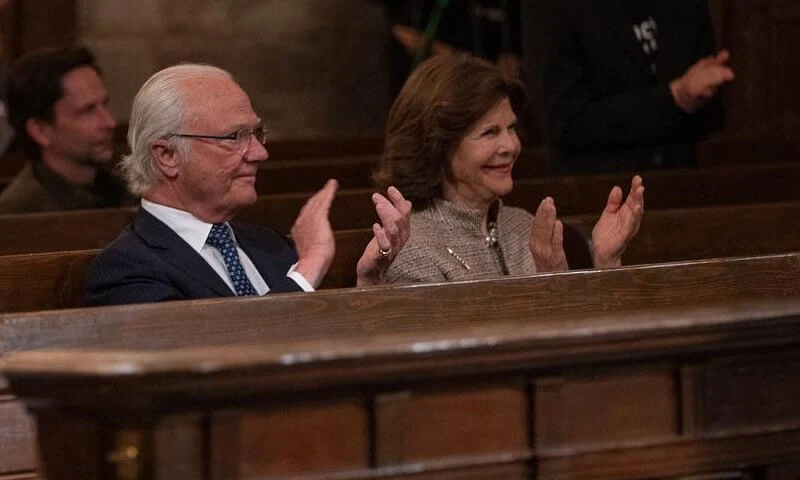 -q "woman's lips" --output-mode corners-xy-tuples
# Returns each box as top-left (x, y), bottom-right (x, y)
(483, 163), (513, 174)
